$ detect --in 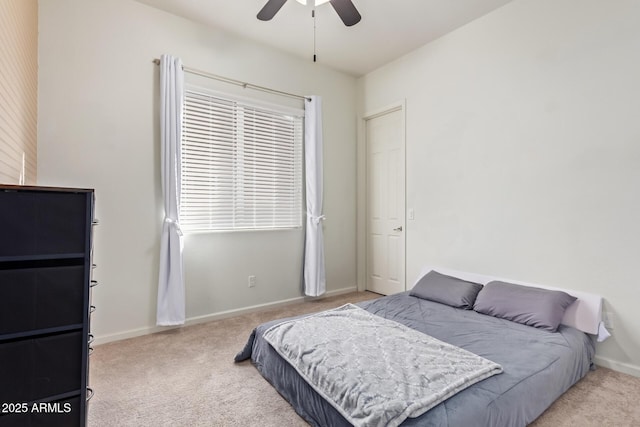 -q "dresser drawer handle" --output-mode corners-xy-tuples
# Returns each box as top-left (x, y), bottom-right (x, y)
(88, 334), (95, 345)
(89, 346), (94, 356)
(86, 387), (94, 401)
(92, 219), (100, 225)
(90, 305), (96, 314)
(90, 280), (99, 288)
